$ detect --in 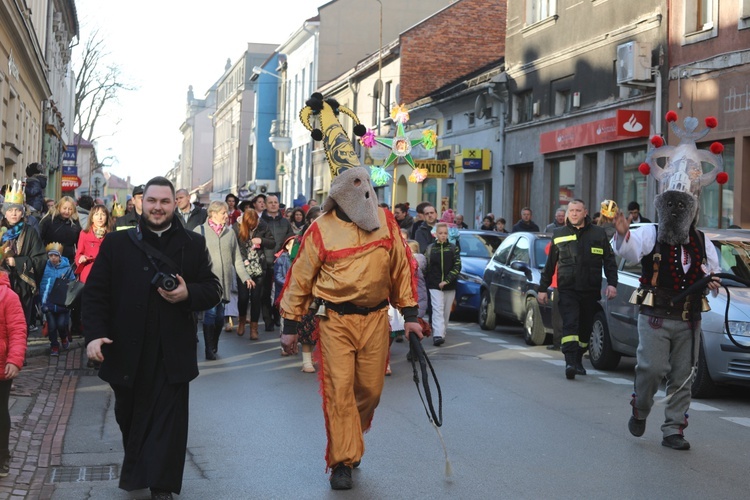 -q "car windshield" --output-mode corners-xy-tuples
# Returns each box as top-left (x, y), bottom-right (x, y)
(460, 234), (504, 258)
(714, 240), (750, 282)
(534, 238), (551, 269)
